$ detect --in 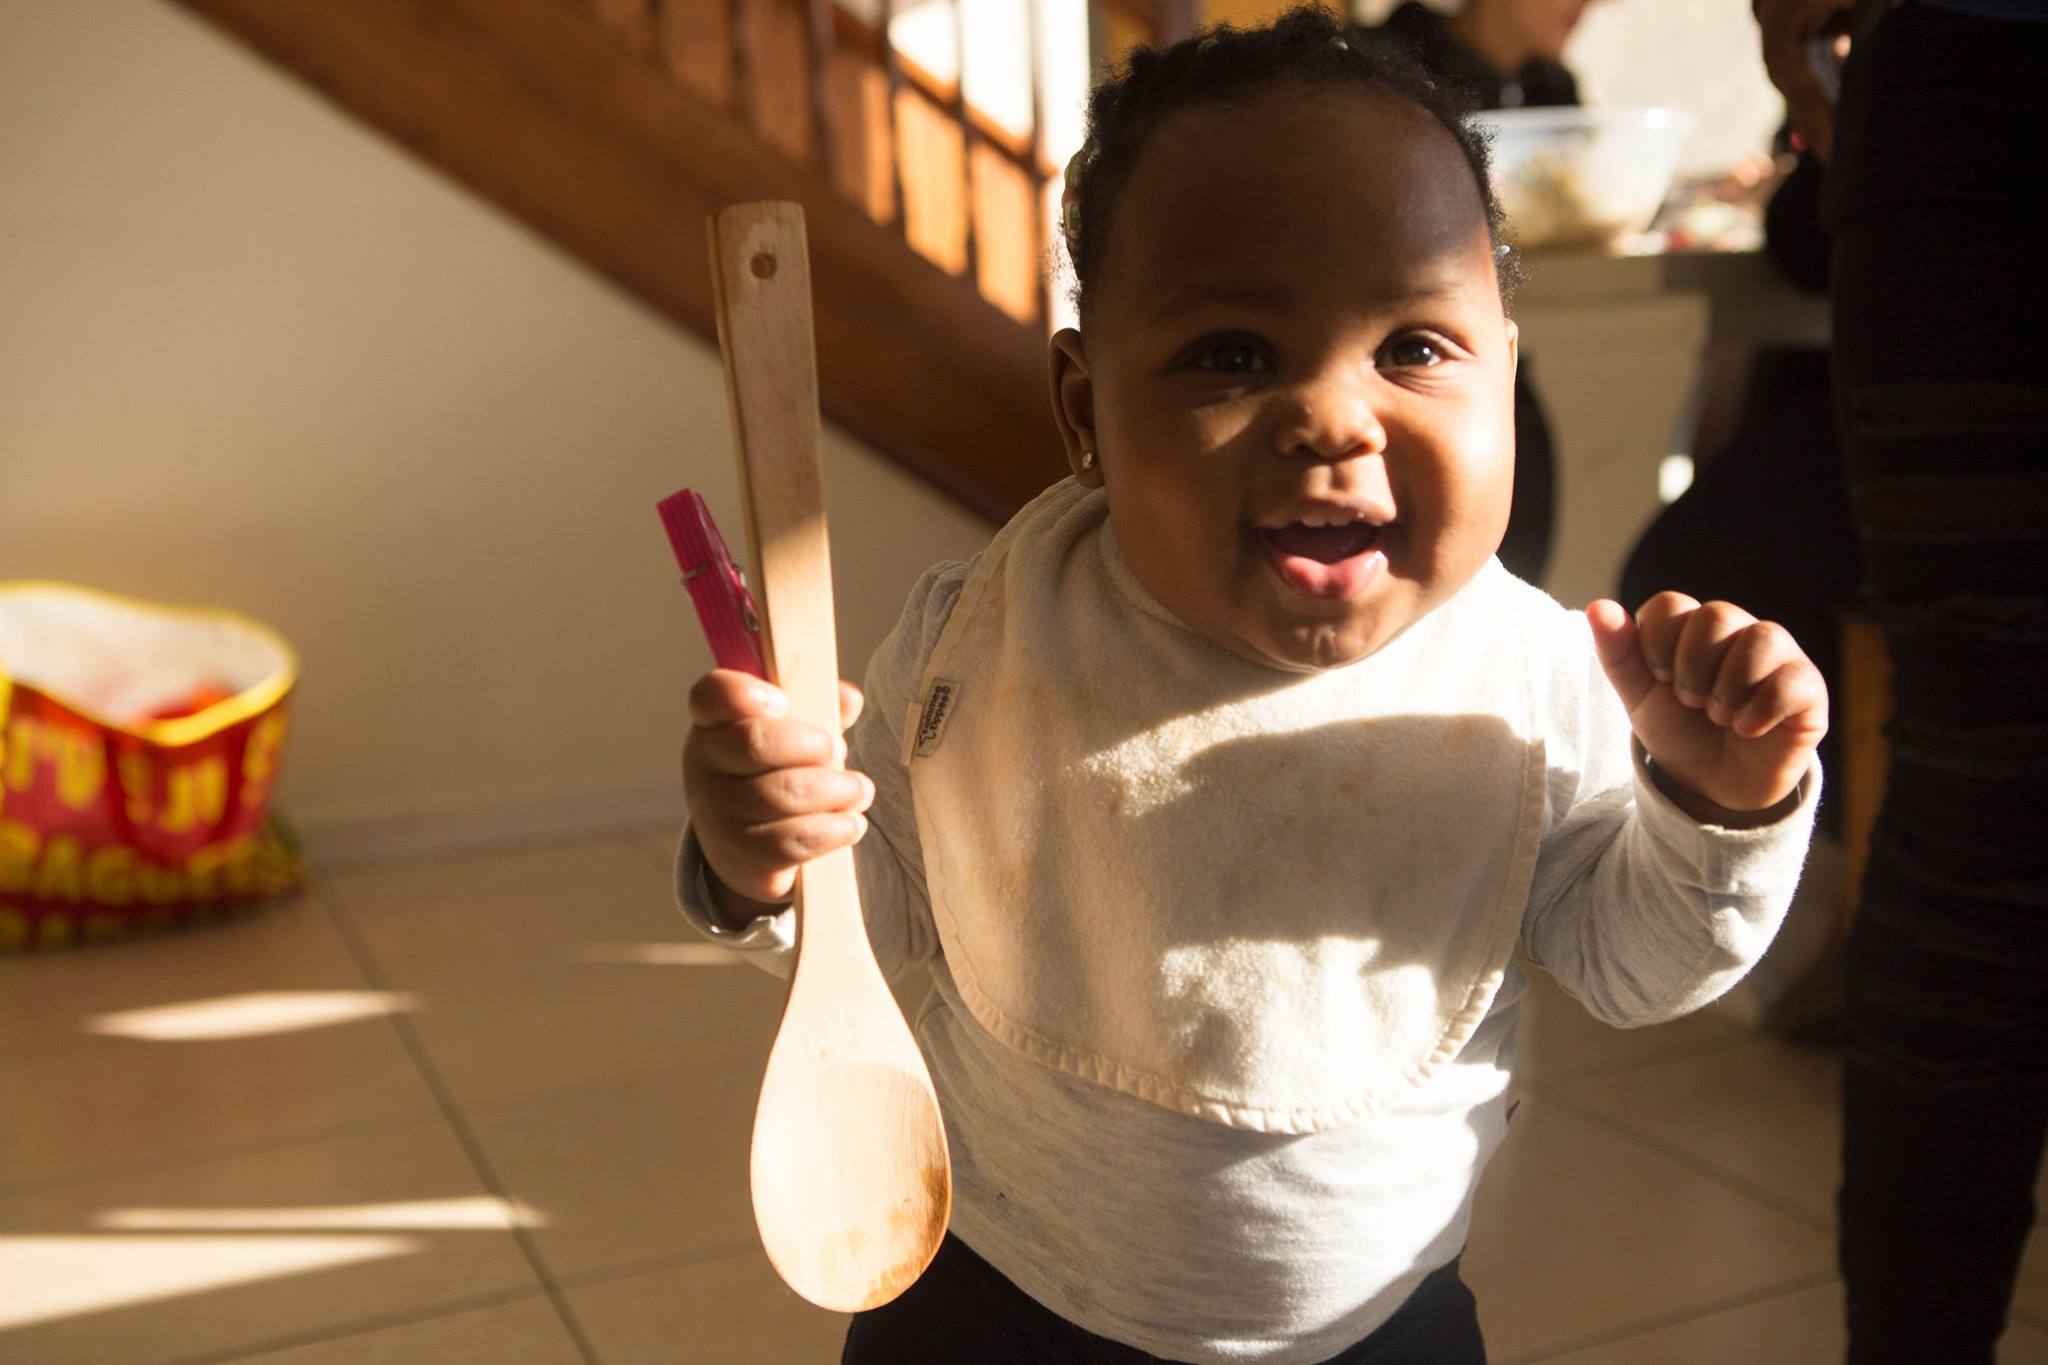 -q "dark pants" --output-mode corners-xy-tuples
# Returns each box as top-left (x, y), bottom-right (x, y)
(1826, 6), (2048, 1363)
(842, 1233), (1486, 1365)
